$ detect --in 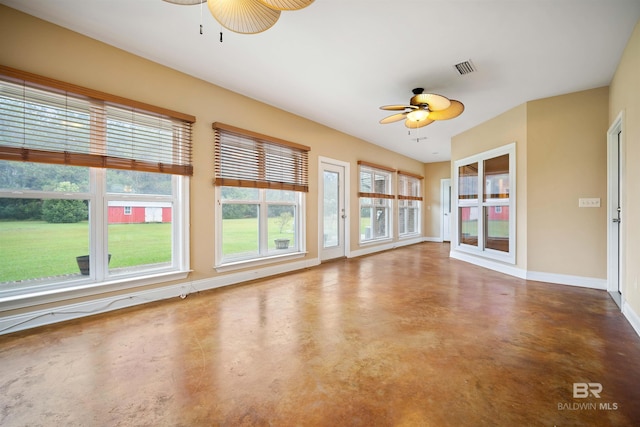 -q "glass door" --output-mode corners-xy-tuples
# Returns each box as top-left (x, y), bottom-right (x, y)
(320, 159), (347, 261)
